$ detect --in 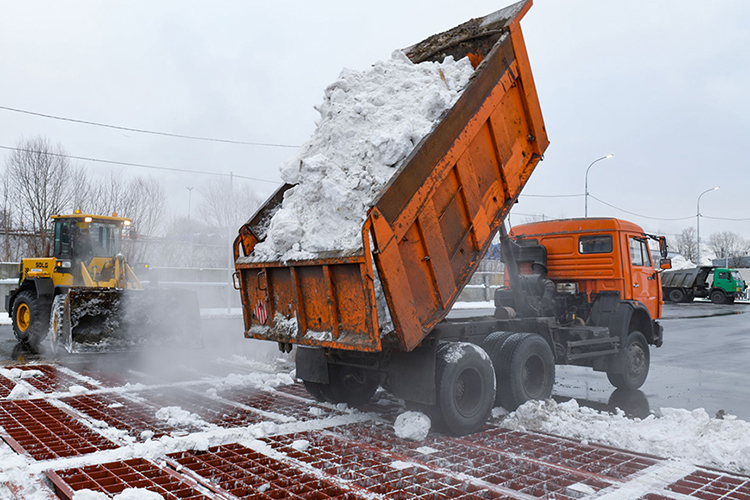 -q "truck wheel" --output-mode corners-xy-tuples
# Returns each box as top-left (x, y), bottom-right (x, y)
(668, 289), (685, 303)
(494, 333), (555, 411)
(318, 365), (379, 407)
(607, 331), (649, 390)
(482, 331), (517, 405)
(710, 290), (727, 304)
(435, 342), (495, 436)
(302, 381), (327, 402)
(11, 290), (49, 346)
